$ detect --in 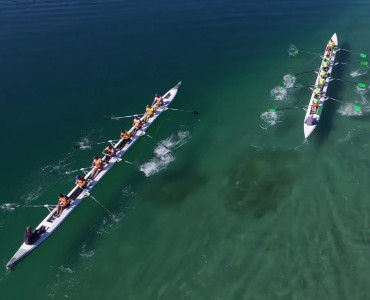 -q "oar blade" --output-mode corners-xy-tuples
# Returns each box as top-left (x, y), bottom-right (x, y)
(360, 53), (367, 58)
(361, 61), (368, 66)
(353, 105), (362, 111)
(266, 109), (276, 113)
(358, 83), (366, 88)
